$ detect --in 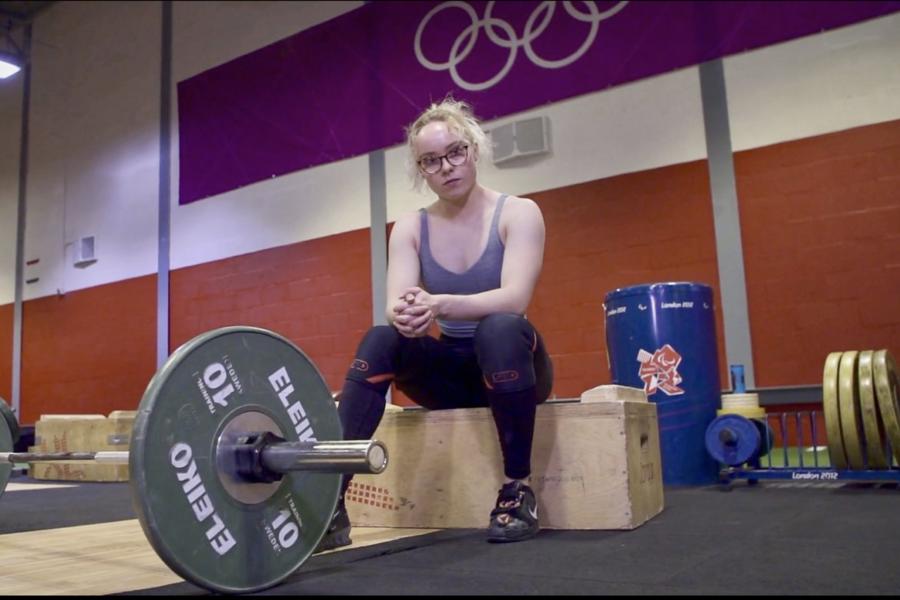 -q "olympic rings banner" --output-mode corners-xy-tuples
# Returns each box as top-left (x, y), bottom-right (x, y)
(177, 1), (899, 205)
